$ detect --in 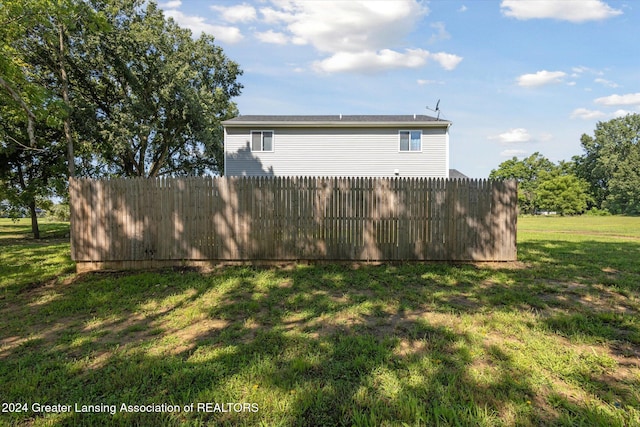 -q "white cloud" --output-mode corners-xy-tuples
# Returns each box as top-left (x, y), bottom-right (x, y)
(429, 22), (450, 44)
(313, 49), (462, 74)
(570, 107), (637, 120)
(516, 70), (566, 87)
(159, 0), (182, 9)
(211, 3), (257, 23)
(260, 7), (297, 25)
(611, 109), (635, 118)
(539, 133), (553, 142)
(313, 49), (426, 74)
(500, 149), (528, 157)
(284, 1), (427, 53)
(490, 128), (532, 144)
(594, 93), (640, 106)
(417, 79), (444, 86)
(430, 52), (463, 70)
(255, 30), (289, 45)
(571, 108), (606, 120)
(501, 0), (622, 23)
(594, 78), (619, 88)
(163, 10), (243, 43)
(458, 5), (468, 13)
(253, 0), (462, 74)
(572, 66), (604, 76)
